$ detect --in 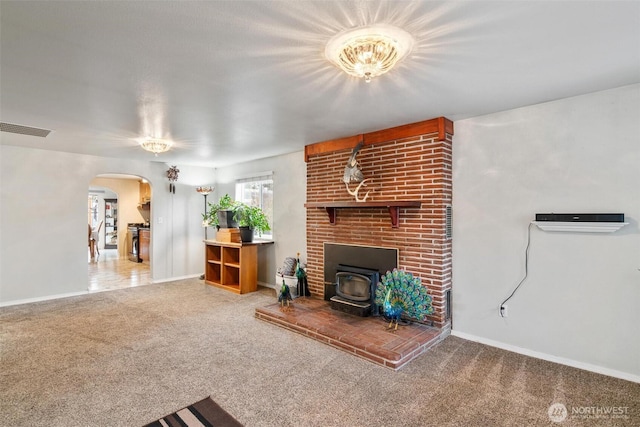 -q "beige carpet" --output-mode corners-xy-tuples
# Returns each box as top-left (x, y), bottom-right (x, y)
(1, 279), (638, 426)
